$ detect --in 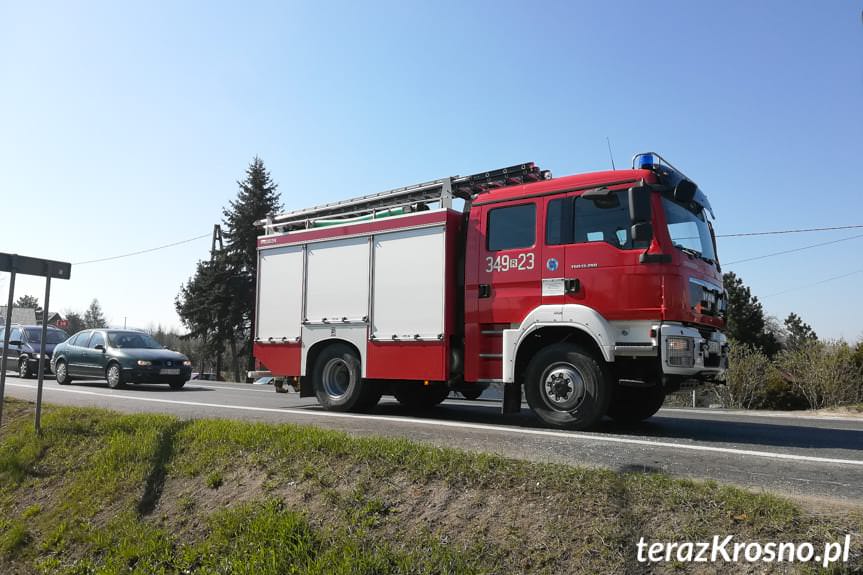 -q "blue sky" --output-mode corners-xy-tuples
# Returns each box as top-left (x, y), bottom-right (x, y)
(1, 1), (861, 339)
